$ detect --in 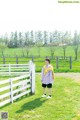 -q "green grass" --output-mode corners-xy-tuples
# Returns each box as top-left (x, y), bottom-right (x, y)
(0, 74), (80, 120)
(0, 45), (80, 57)
(0, 46), (80, 72)
(0, 57), (80, 72)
